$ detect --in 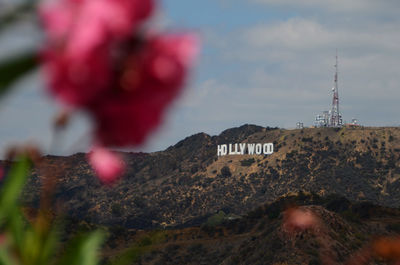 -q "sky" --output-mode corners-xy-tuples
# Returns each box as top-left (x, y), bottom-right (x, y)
(0, 0), (400, 156)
